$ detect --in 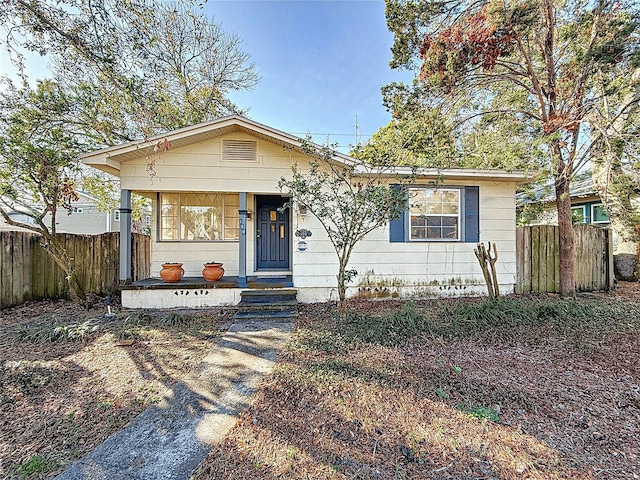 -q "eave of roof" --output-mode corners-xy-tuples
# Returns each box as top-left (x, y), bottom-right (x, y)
(81, 115), (354, 175)
(357, 166), (534, 183)
(81, 115), (533, 184)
